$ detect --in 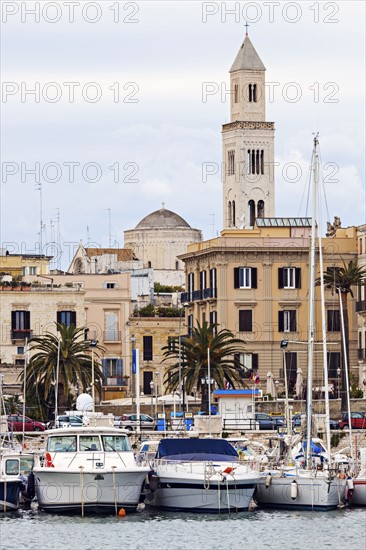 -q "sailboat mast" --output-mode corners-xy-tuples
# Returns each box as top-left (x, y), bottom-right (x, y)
(305, 134), (319, 468)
